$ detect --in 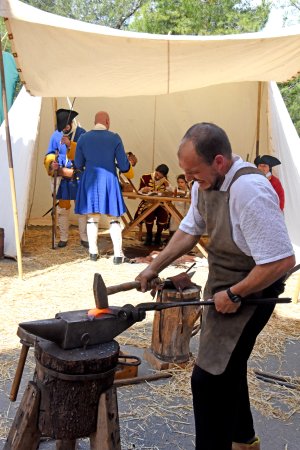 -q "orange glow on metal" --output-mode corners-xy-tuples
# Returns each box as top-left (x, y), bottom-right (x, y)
(87, 307), (112, 318)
